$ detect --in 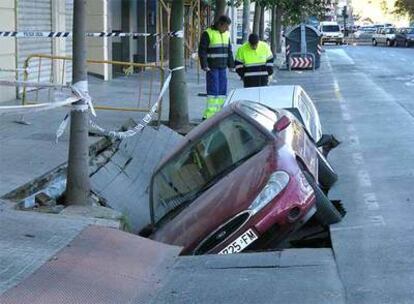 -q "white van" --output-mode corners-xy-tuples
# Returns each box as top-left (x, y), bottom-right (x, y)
(319, 21), (344, 45)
